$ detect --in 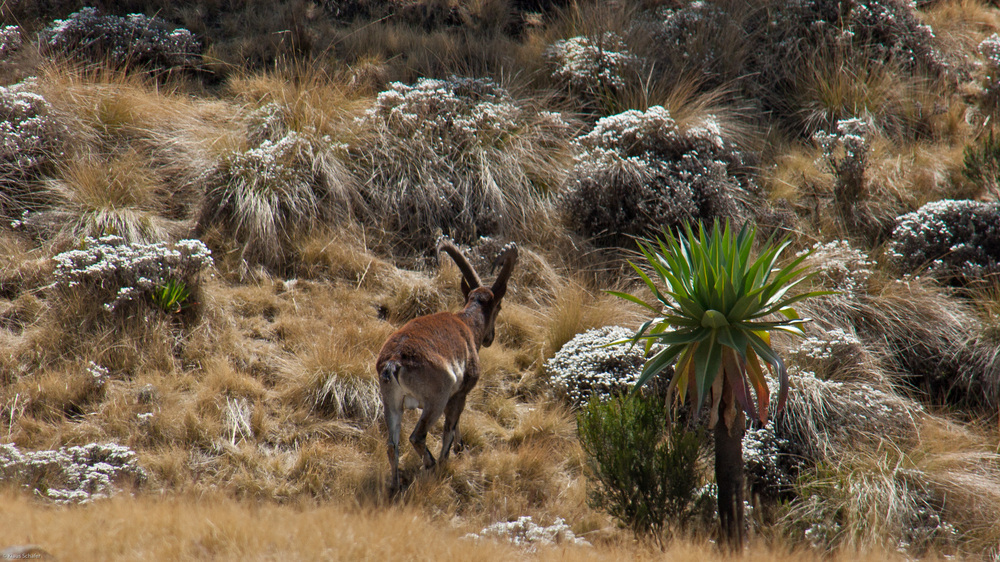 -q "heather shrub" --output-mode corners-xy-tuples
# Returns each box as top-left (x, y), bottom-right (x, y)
(463, 516), (591, 550)
(577, 395), (711, 543)
(51, 235), (213, 319)
(544, 325), (657, 408)
(814, 117), (899, 243)
(887, 199), (1000, 281)
(201, 120), (355, 273)
(0, 82), (63, 216)
(351, 76), (572, 250)
(545, 32), (638, 111)
(640, 0), (751, 91)
(978, 34), (1000, 114)
(39, 8), (201, 72)
(0, 25), (23, 60)
(562, 105), (756, 248)
(0, 442), (146, 504)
